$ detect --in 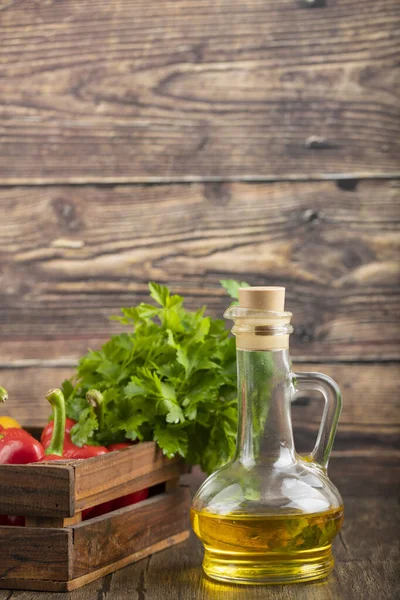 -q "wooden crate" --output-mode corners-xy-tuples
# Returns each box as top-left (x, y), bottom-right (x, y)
(0, 442), (190, 591)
